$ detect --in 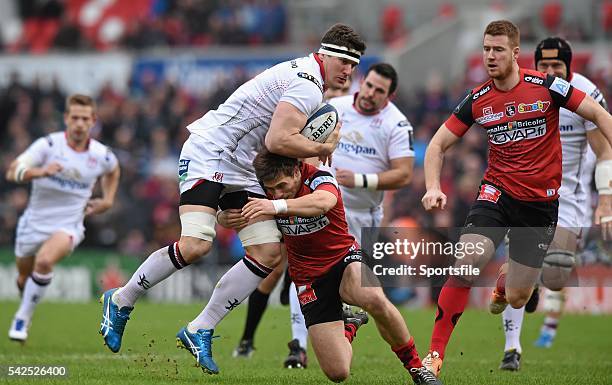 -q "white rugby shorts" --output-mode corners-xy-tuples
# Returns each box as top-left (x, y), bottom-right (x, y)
(345, 205), (383, 245)
(14, 213), (84, 258)
(178, 134), (264, 196)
